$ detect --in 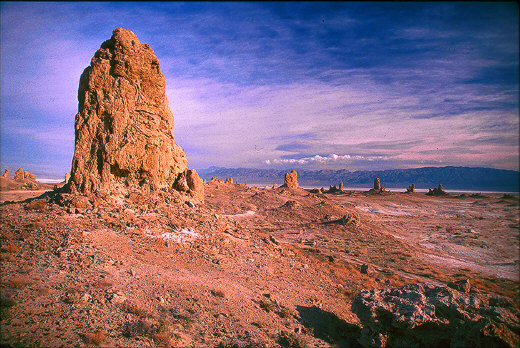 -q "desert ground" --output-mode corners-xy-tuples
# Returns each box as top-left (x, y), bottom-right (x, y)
(0, 178), (518, 347)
